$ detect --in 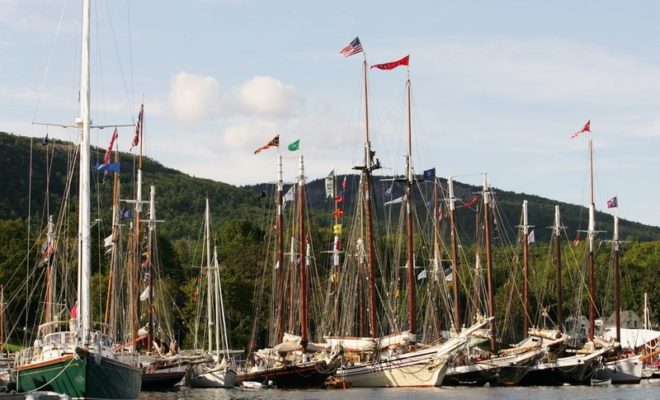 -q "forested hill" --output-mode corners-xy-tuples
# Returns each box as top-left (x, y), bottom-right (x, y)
(2, 131), (660, 243)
